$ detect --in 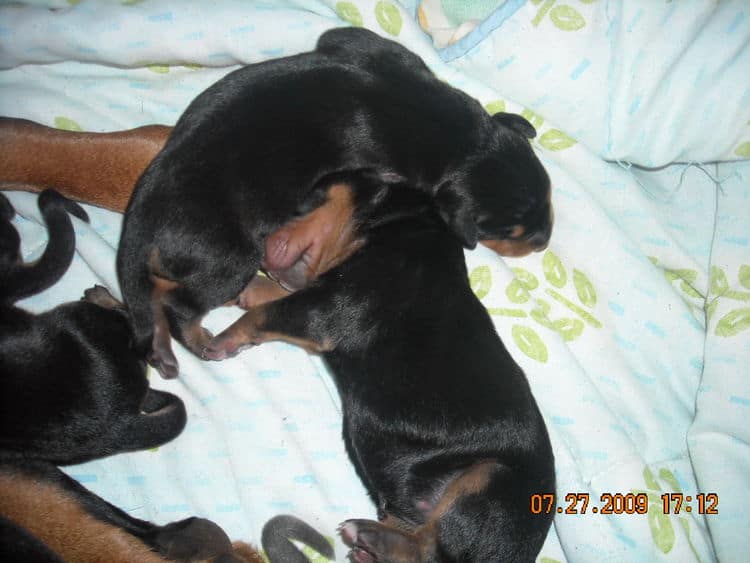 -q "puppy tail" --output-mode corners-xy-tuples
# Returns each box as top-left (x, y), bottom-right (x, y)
(117, 389), (187, 452)
(1, 189), (89, 303)
(262, 514), (334, 563)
